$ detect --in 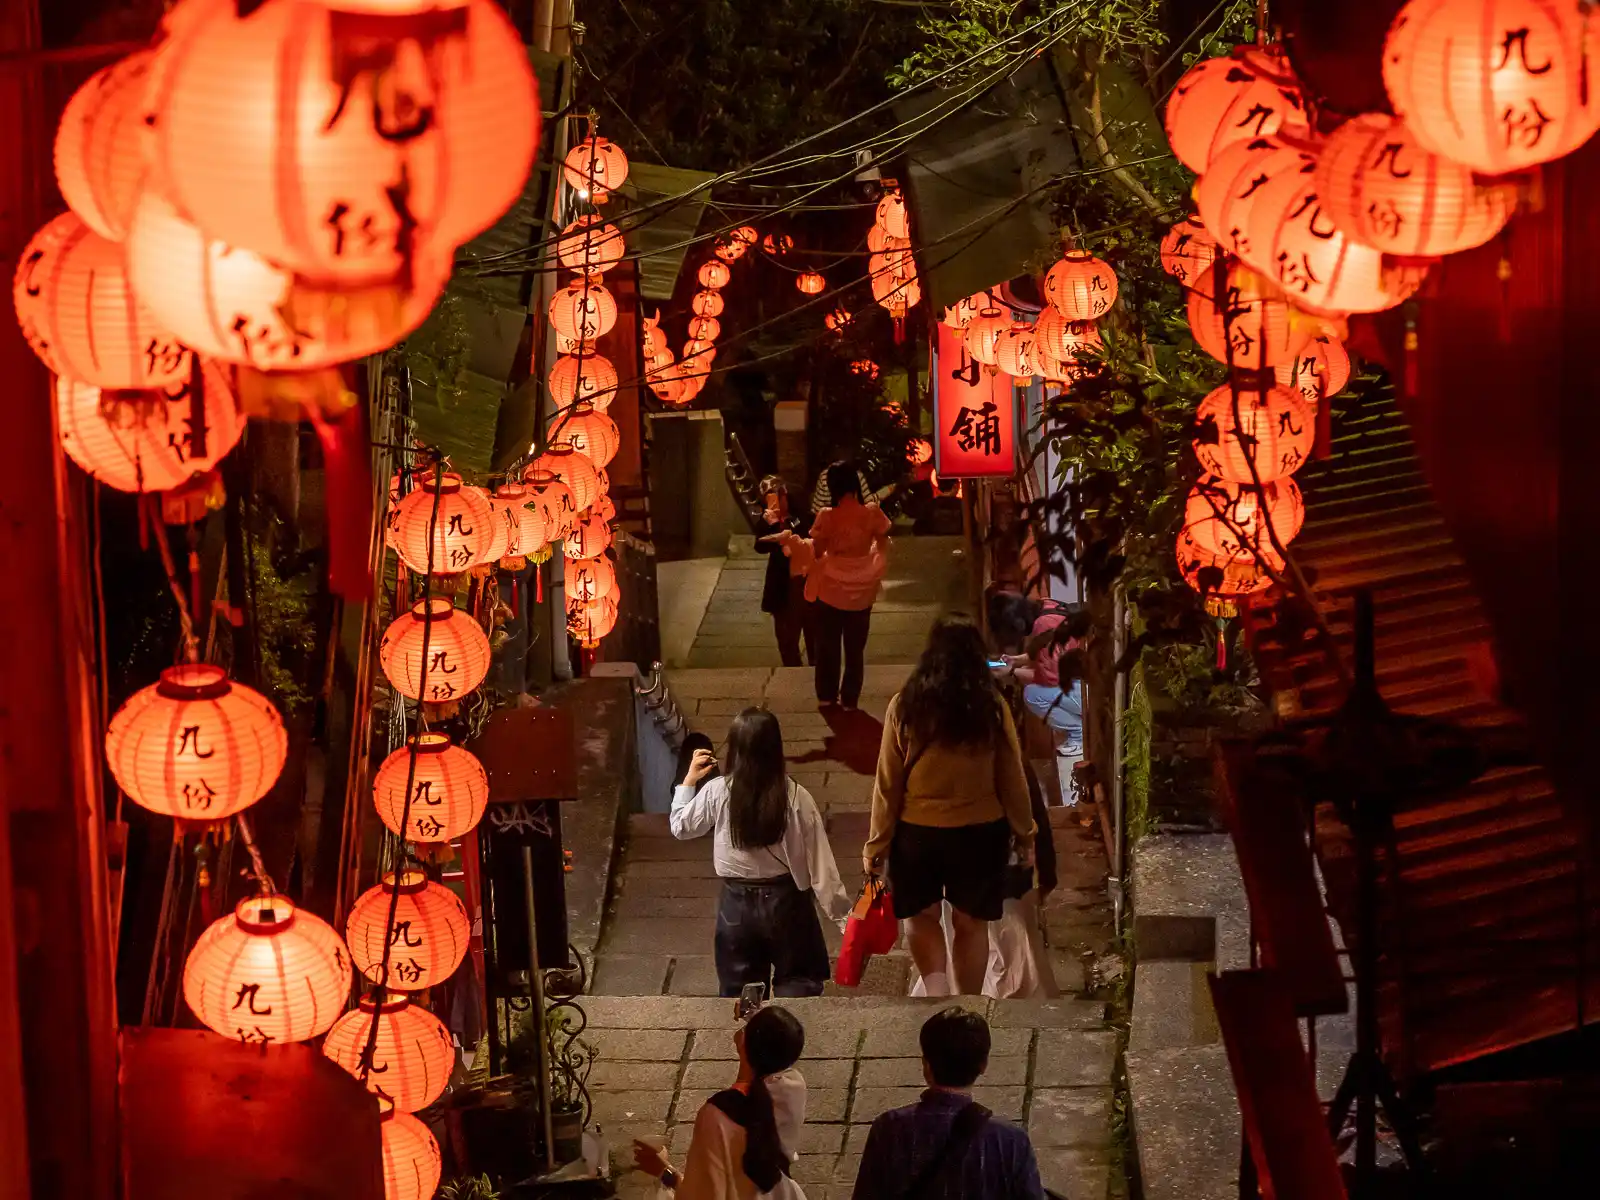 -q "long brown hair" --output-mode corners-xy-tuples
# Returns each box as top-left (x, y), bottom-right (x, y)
(725, 708), (788, 849)
(898, 616), (1003, 748)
